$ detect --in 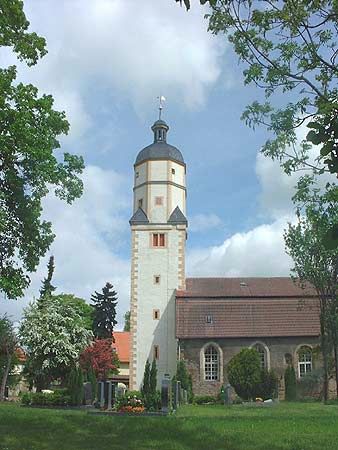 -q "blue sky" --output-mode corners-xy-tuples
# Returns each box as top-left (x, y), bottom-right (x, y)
(1, 0), (311, 326)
